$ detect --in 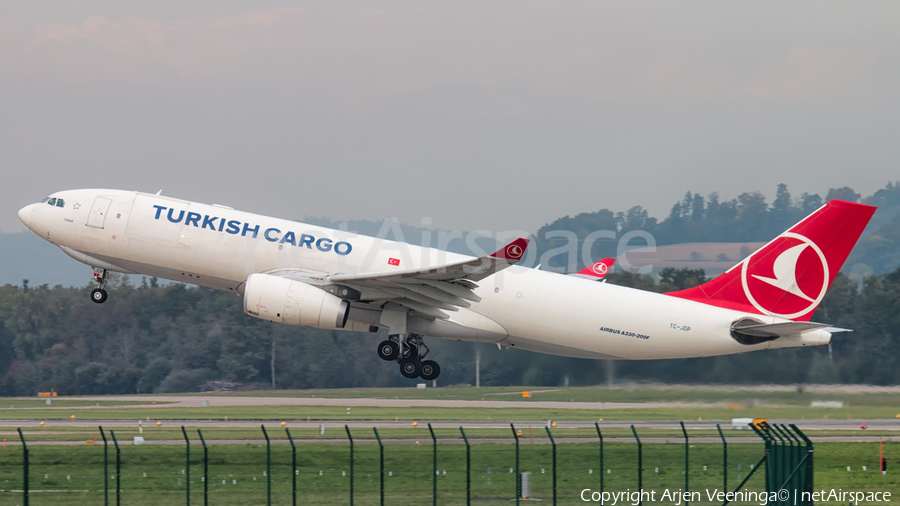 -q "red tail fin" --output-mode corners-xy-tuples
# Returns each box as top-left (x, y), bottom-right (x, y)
(666, 200), (875, 321)
(577, 258), (616, 279)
